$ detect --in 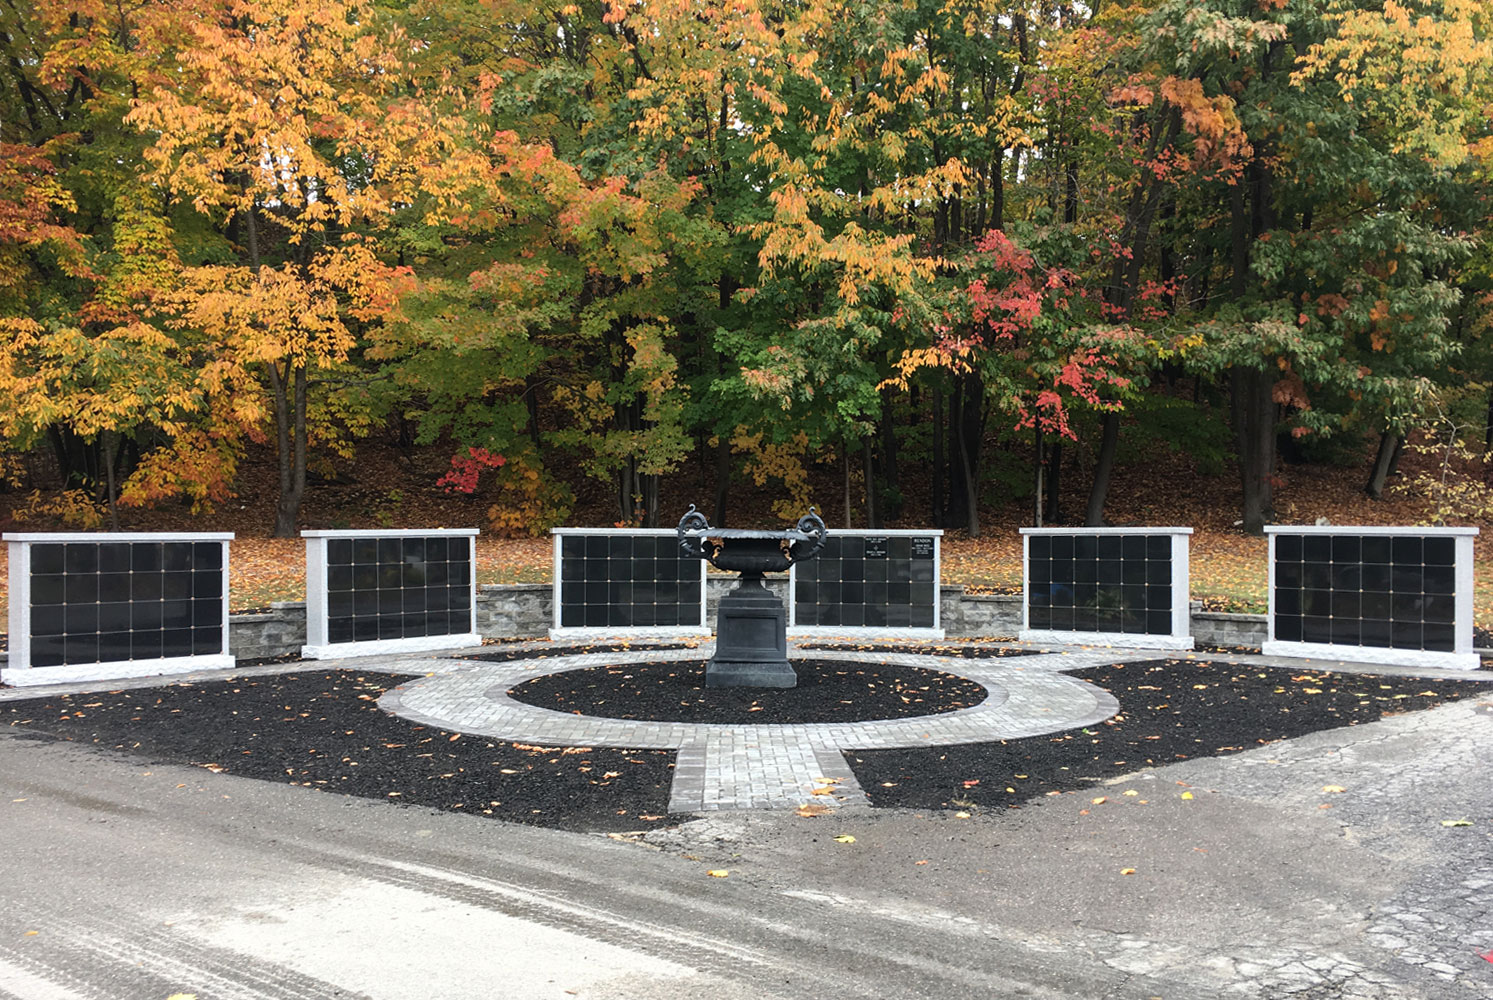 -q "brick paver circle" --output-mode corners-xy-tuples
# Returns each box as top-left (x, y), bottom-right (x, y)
(380, 646), (1139, 812)
(380, 647), (1124, 750)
